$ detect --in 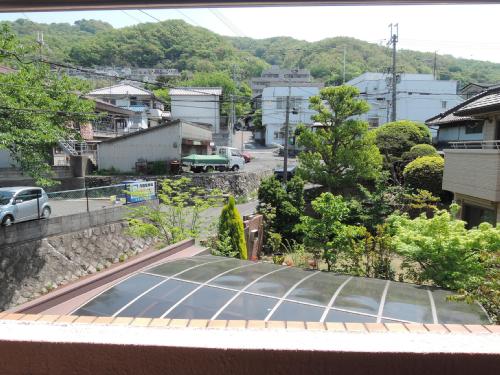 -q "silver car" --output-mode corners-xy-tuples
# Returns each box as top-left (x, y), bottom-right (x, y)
(0, 187), (51, 226)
